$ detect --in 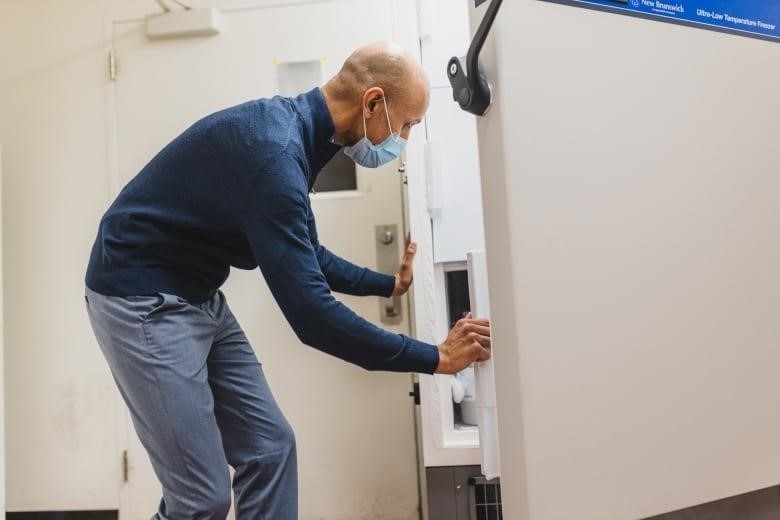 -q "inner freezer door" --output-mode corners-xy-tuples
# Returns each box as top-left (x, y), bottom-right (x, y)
(467, 250), (500, 480)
